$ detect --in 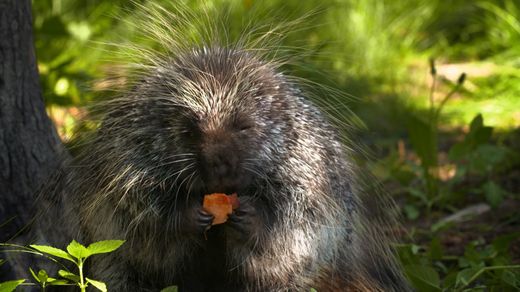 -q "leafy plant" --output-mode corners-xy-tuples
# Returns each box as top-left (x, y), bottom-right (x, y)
(399, 234), (520, 291)
(406, 58), (466, 210)
(448, 114), (513, 207)
(0, 240), (124, 292)
(29, 267), (68, 290)
(30, 240), (124, 292)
